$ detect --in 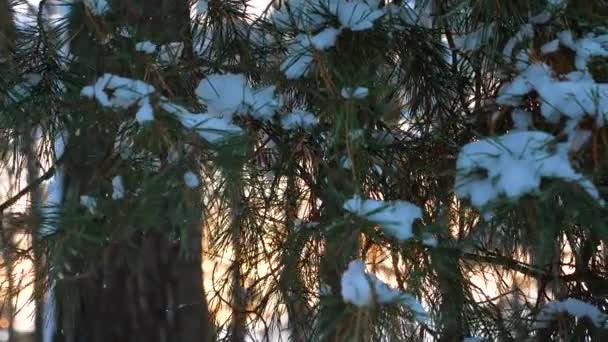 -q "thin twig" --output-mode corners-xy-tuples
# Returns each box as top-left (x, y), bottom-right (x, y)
(0, 165), (57, 212)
